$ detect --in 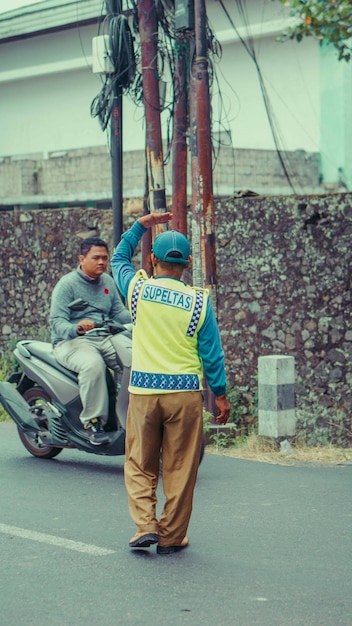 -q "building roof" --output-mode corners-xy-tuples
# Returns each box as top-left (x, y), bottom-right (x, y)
(0, 0), (106, 42)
